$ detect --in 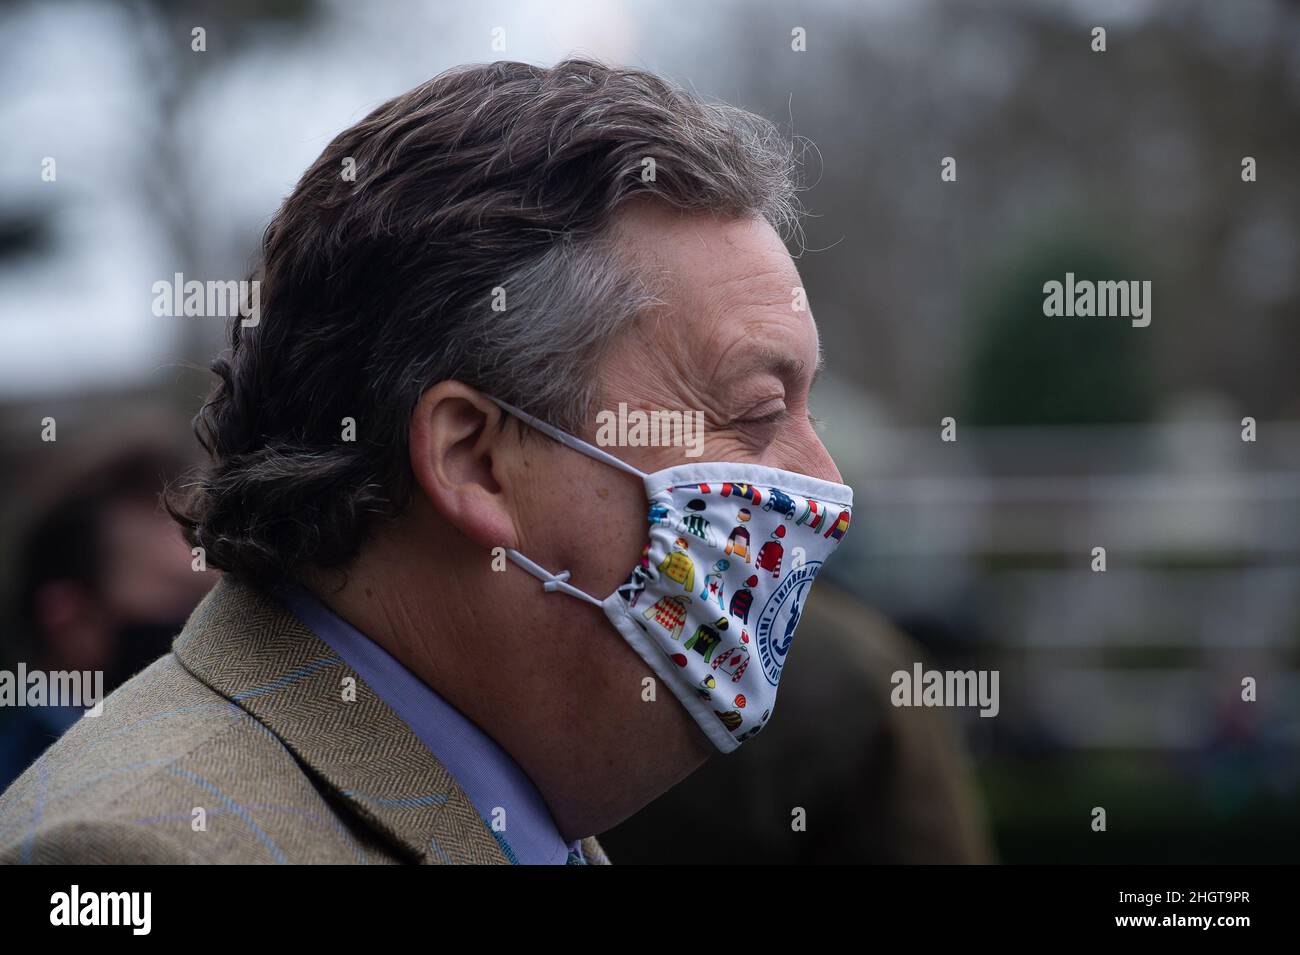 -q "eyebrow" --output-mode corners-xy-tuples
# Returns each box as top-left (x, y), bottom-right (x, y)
(721, 345), (824, 389)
